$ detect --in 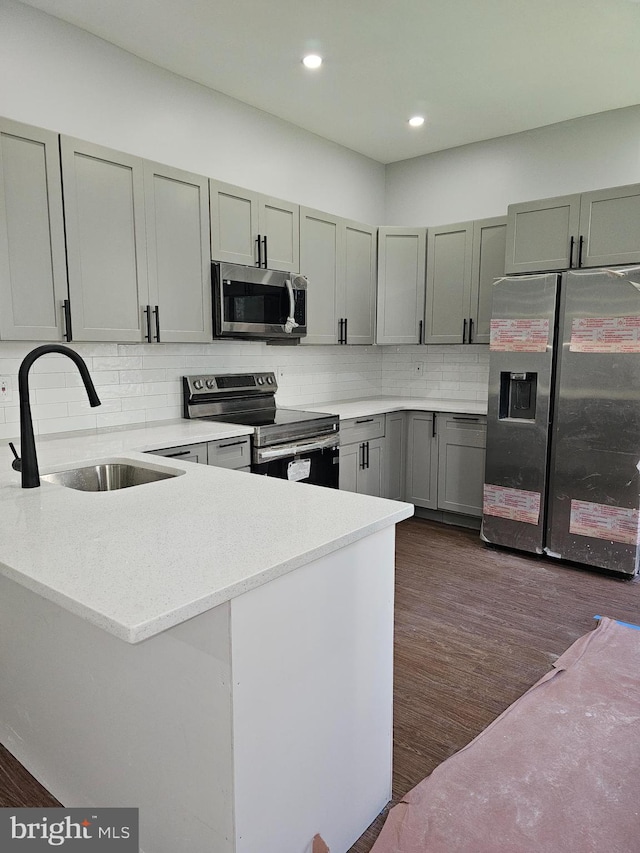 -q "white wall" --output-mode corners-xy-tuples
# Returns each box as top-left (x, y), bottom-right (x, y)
(385, 105), (640, 226)
(0, 0), (384, 224)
